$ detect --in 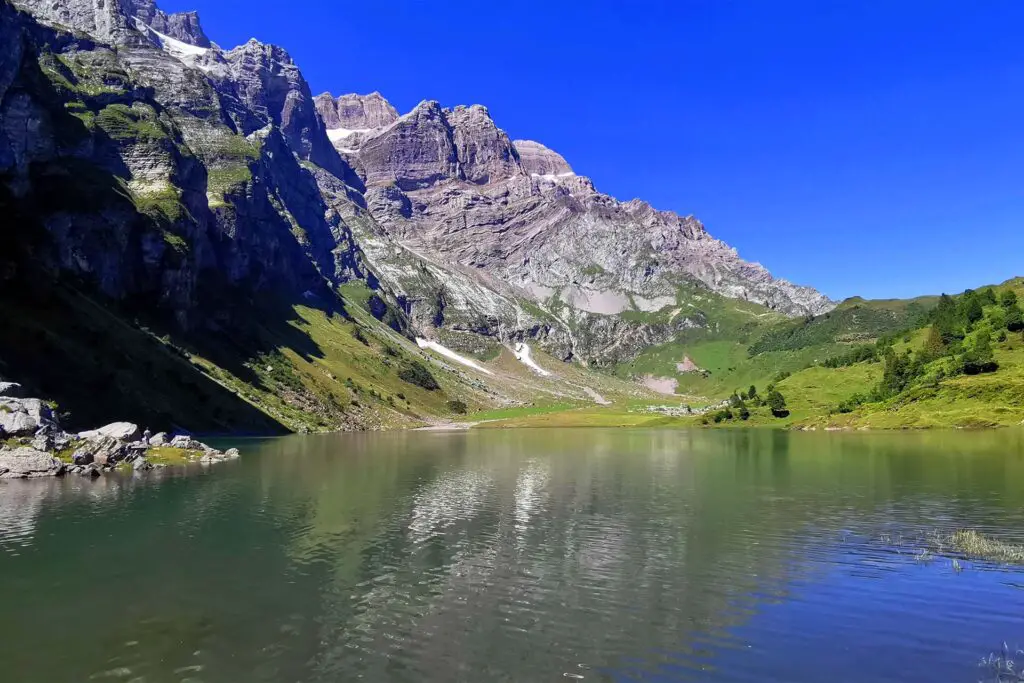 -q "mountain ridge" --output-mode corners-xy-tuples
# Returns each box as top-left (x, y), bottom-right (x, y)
(2, 0), (838, 433)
